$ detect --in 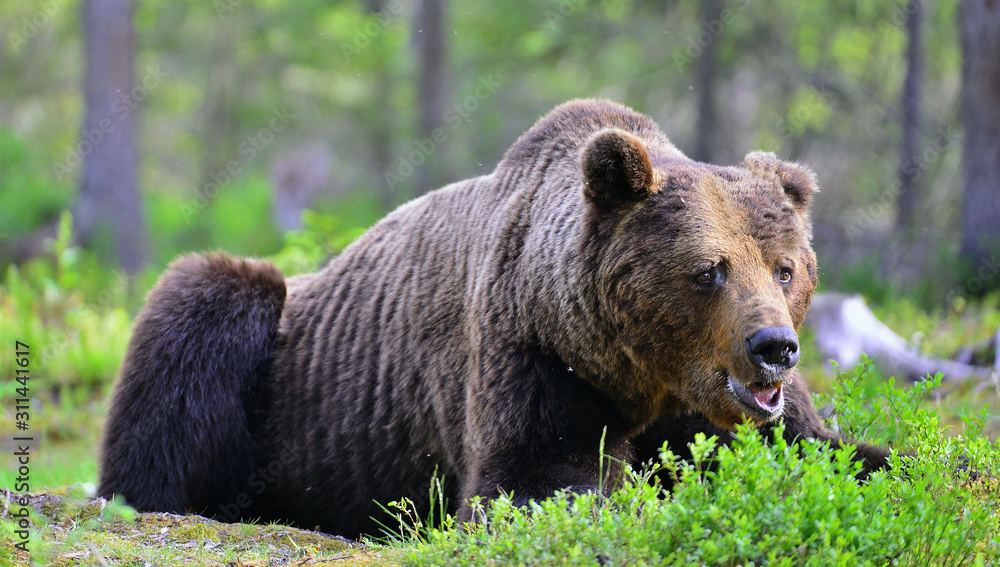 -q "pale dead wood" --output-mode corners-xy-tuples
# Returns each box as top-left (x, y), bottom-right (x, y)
(804, 293), (993, 382)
